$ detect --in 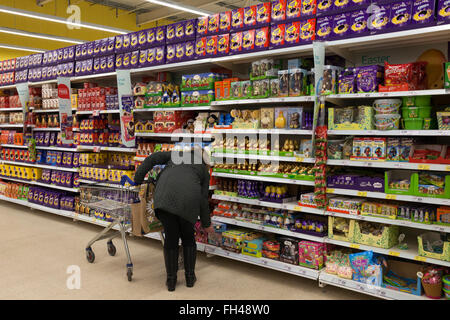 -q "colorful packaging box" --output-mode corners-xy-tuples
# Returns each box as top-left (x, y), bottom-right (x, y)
(300, 19), (316, 42)
(231, 8), (245, 31)
(208, 13), (220, 35)
(390, 1), (413, 29)
(242, 30), (255, 52)
(331, 12), (352, 39)
(270, 24), (286, 48)
(205, 35), (218, 57)
(316, 15), (333, 40)
(284, 21), (301, 46)
(255, 27), (270, 51)
(301, 0), (317, 17)
(298, 241), (325, 270)
(350, 9), (369, 37)
(217, 34), (230, 56)
(195, 37), (207, 59)
(219, 11), (232, 33)
(272, 0), (287, 23)
(257, 2), (272, 25)
(412, 0), (436, 26)
(230, 32), (243, 54)
(368, 3), (391, 33)
(243, 5), (258, 29)
(437, 0), (450, 24)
